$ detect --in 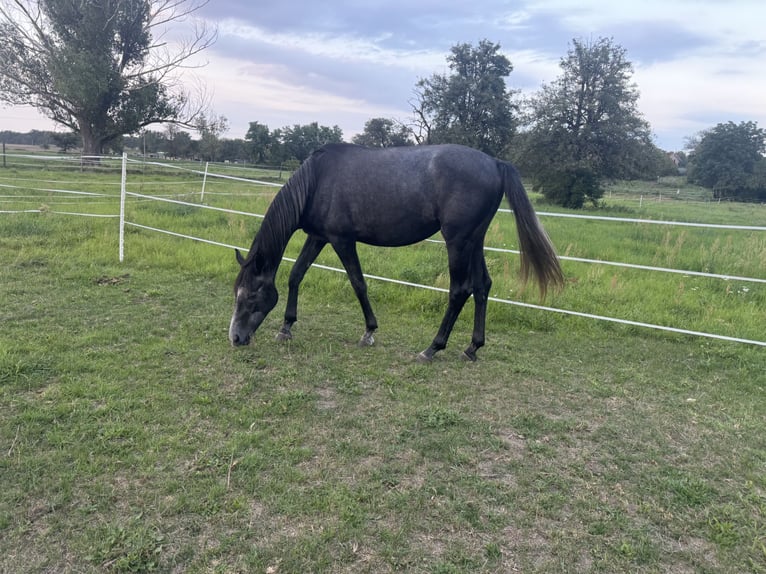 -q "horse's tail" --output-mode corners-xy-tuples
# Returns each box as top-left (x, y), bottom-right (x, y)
(498, 161), (564, 298)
